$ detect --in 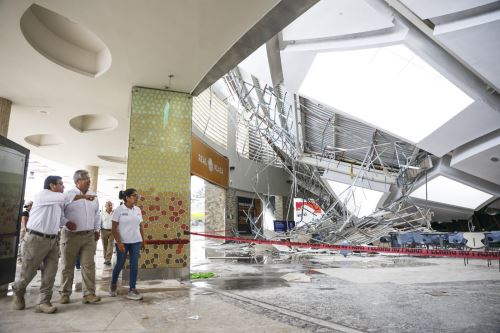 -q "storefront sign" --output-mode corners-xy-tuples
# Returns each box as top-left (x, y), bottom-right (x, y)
(191, 135), (229, 188)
